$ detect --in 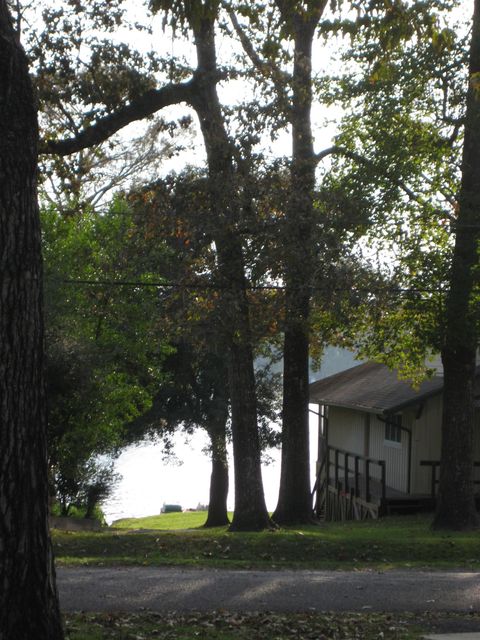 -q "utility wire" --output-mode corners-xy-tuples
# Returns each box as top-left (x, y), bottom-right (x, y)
(52, 277), (447, 296)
